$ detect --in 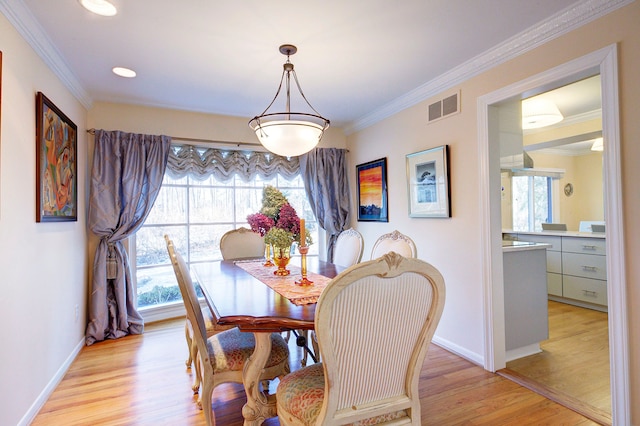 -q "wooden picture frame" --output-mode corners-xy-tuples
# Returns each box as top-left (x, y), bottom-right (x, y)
(356, 157), (388, 222)
(406, 145), (451, 218)
(35, 92), (78, 222)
